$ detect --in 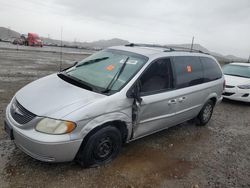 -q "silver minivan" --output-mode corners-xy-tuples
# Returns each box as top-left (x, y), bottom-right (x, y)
(4, 44), (224, 167)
